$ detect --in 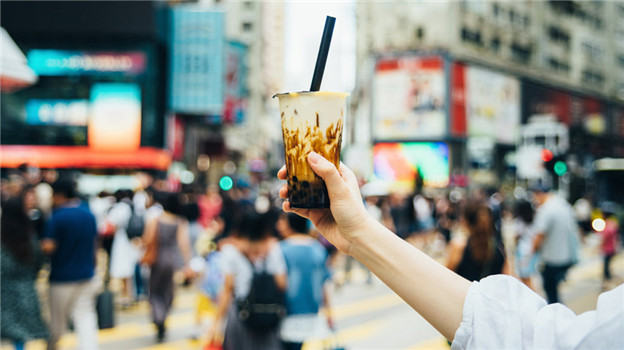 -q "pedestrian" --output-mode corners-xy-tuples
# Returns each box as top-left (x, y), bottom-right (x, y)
(446, 198), (509, 282)
(107, 190), (139, 307)
(142, 192), (194, 342)
(531, 185), (581, 304)
(205, 207), (287, 350)
(513, 199), (538, 290)
(277, 213), (333, 350)
(598, 204), (620, 284)
(278, 152), (623, 349)
(41, 179), (100, 350)
(1, 193), (49, 350)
